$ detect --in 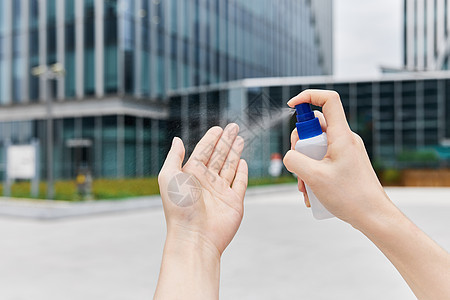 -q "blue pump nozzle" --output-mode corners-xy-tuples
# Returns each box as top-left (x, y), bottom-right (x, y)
(295, 103), (323, 140)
